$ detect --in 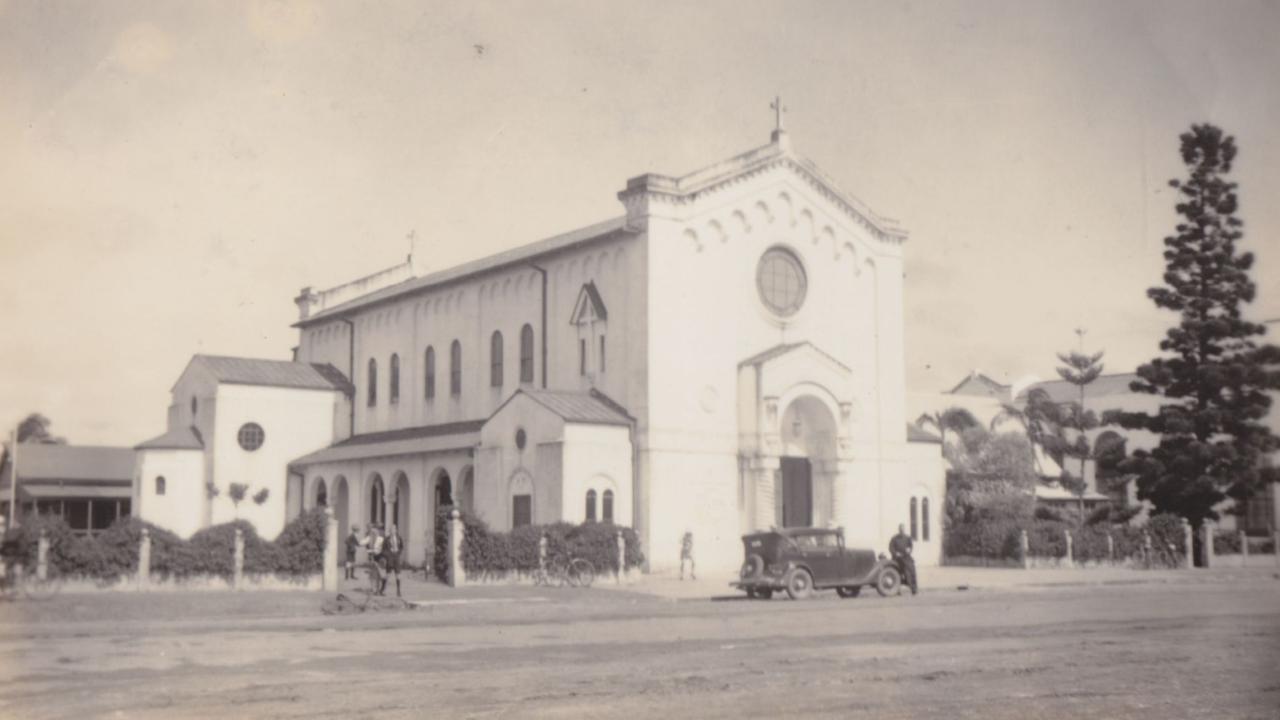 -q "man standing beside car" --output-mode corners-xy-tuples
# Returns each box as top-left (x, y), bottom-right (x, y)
(889, 523), (918, 595)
